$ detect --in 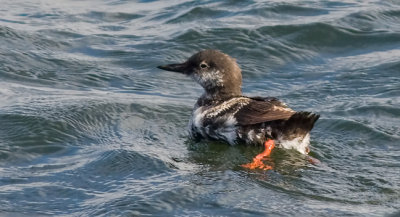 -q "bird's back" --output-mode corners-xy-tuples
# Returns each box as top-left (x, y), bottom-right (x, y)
(189, 96), (319, 154)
